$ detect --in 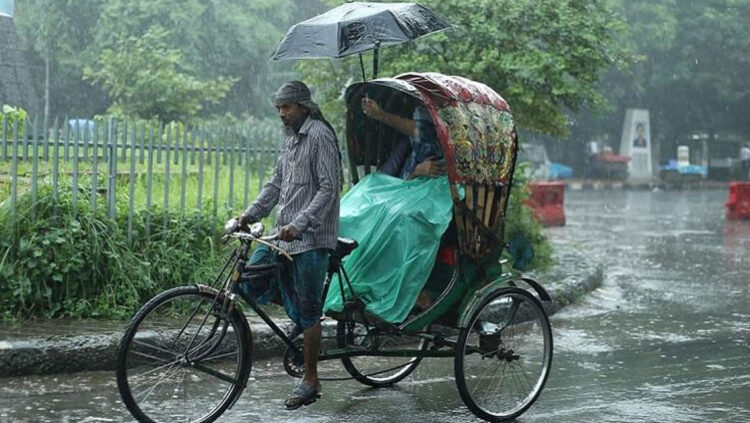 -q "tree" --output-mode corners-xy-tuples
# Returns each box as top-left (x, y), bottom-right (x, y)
(14, 0), (108, 120)
(84, 26), (235, 122)
(90, 0), (300, 118)
(300, 0), (633, 137)
(14, 0), (322, 119)
(569, 0), (750, 165)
